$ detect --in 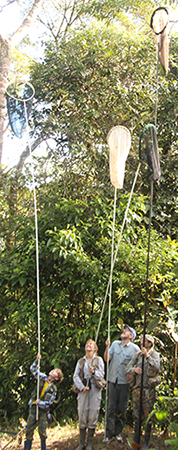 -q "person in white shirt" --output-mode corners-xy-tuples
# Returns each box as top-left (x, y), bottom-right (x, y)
(73, 339), (105, 450)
